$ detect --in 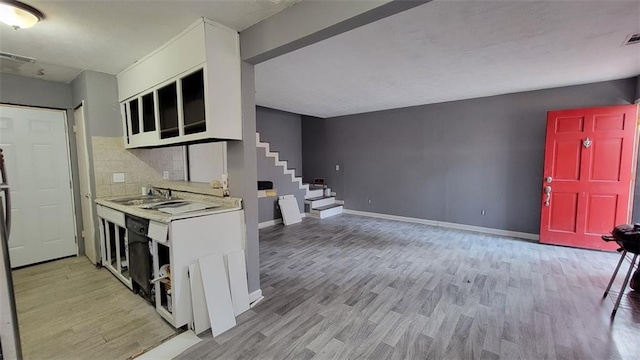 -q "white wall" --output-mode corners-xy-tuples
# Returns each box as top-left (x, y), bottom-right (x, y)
(188, 142), (226, 183)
